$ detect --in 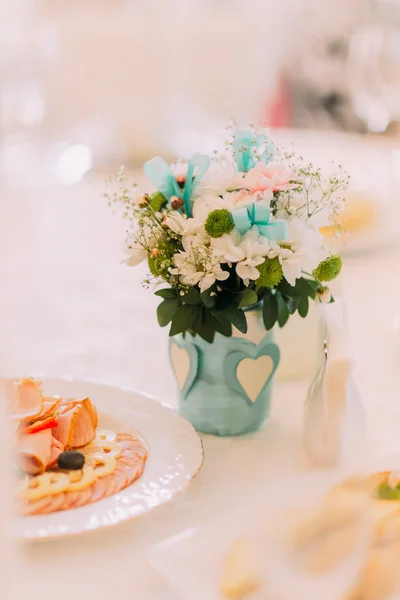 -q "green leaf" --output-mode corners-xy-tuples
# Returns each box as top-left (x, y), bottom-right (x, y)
(150, 191), (167, 212)
(238, 288), (258, 309)
(276, 292), (289, 327)
(200, 287), (217, 309)
(183, 288), (202, 305)
(277, 279), (299, 297)
(191, 306), (204, 331)
(157, 298), (180, 327)
(296, 278), (317, 299)
(286, 296), (300, 314)
(298, 295), (309, 318)
(196, 319), (215, 343)
(212, 313), (232, 337)
(154, 288), (178, 299)
(169, 305), (200, 336)
(215, 290), (239, 310)
(222, 307), (247, 334)
(262, 291), (278, 330)
(277, 278), (315, 298)
(306, 279), (321, 292)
